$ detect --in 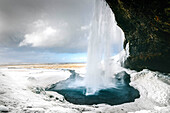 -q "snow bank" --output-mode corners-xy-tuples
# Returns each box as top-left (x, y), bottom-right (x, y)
(130, 69), (170, 106)
(0, 67), (170, 113)
(0, 105), (9, 112)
